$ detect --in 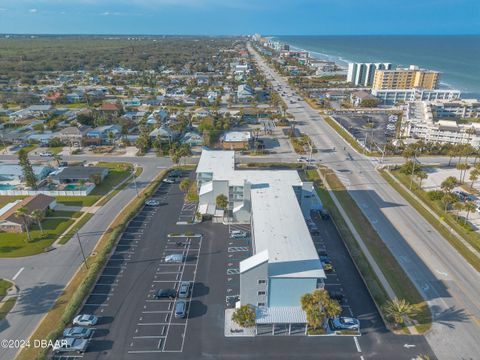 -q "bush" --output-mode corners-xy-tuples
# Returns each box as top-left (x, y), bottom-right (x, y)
(427, 190), (444, 201)
(232, 305), (256, 328)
